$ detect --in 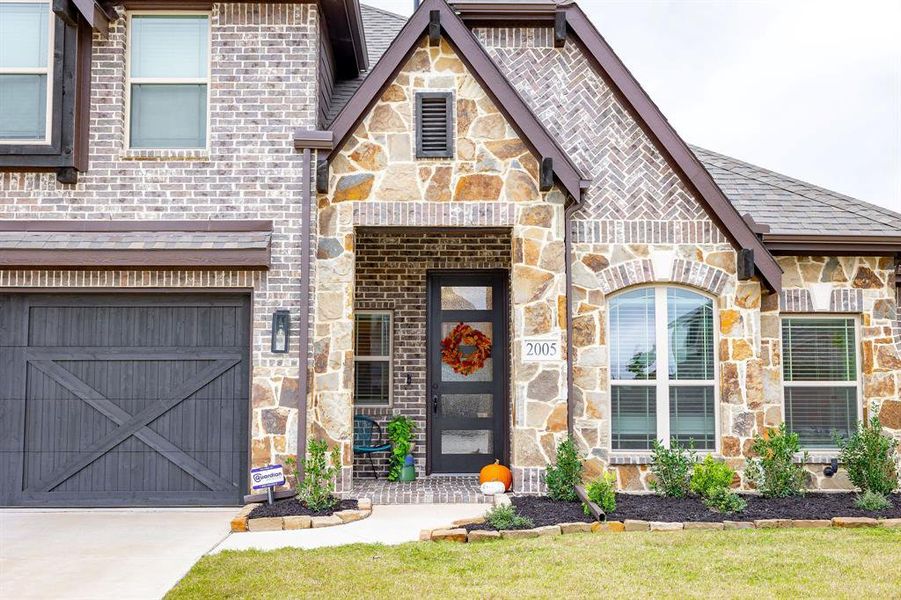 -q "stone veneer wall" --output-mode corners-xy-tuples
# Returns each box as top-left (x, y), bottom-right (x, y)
(353, 230), (512, 478)
(313, 37), (569, 492)
(774, 255), (901, 487)
(0, 3), (319, 485)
